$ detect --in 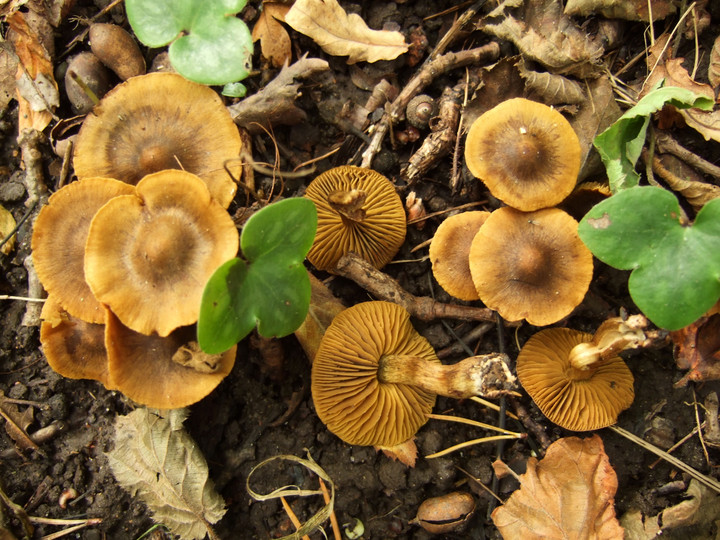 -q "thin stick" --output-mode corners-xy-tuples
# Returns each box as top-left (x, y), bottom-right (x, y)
(649, 422), (704, 469)
(692, 387), (710, 467)
(608, 425), (720, 493)
(427, 413), (521, 436)
(318, 477), (341, 540)
(456, 466), (504, 504)
(40, 520), (102, 540)
(426, 435), (521, 459)
(470, 396), (519, 420)
(0, 295), (46, 303)
(280, 496), (311, 540)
